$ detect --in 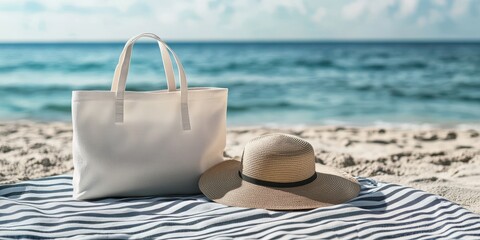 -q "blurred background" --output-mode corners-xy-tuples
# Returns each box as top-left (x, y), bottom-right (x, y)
(0, 0), (479, 127)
